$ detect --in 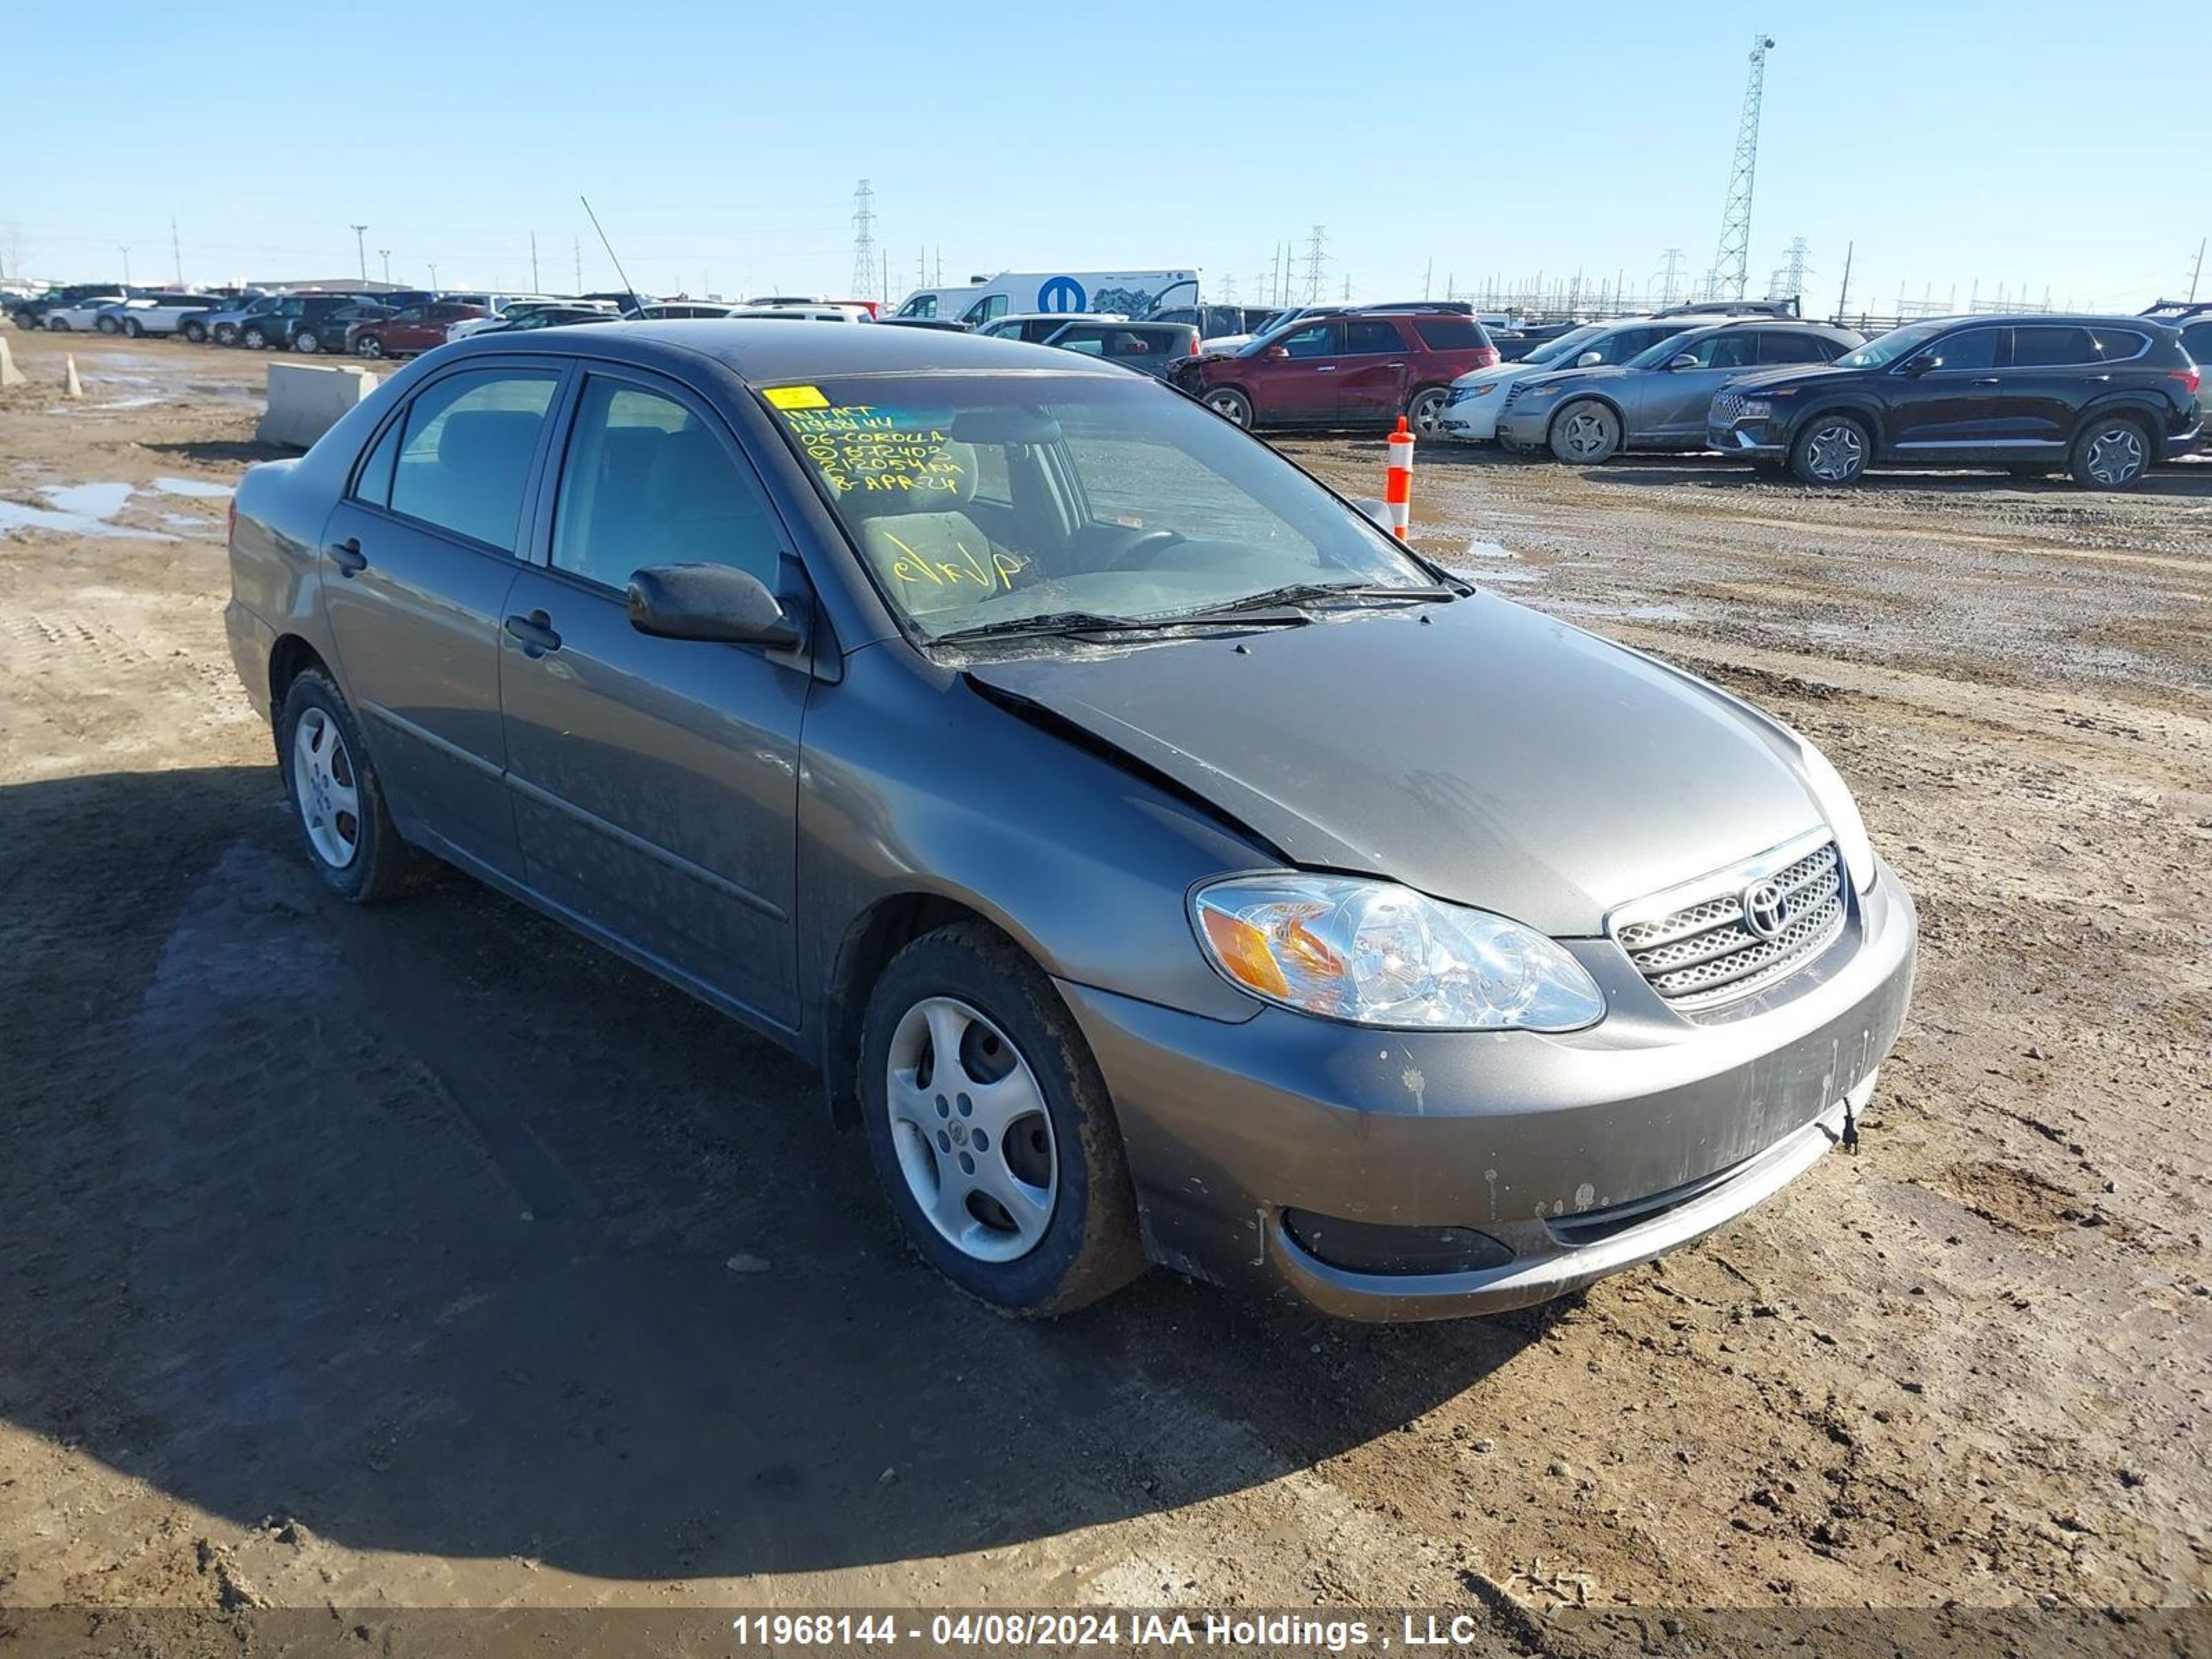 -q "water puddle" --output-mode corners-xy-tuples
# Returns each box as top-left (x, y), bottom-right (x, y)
(96, 395), (164, 410)
(43, 482), (134, 518)
(0, 496), (171, 541)
(1556, 600), (1694, 623)
(1461, 538), (1519, 561)
(153, 476), (233, 499)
